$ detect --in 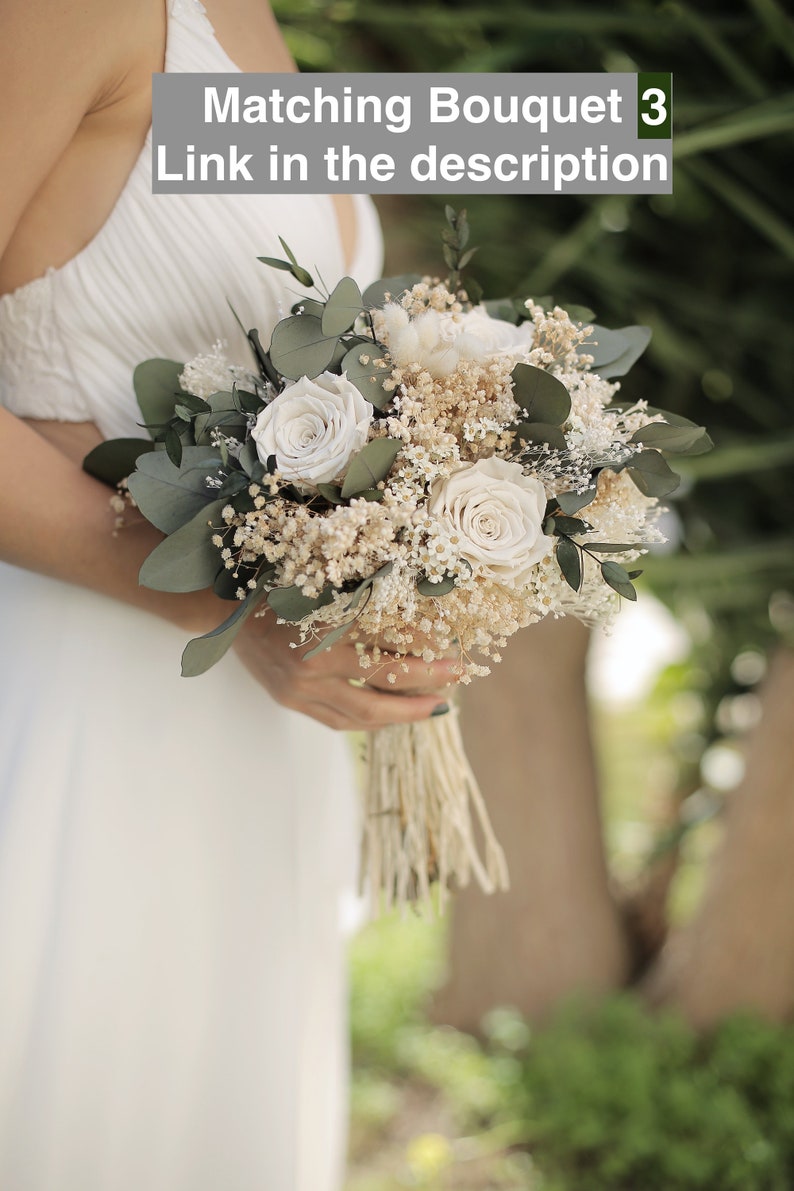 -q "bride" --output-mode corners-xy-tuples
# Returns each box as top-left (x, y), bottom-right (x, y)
(0, 1), (454, 1187)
